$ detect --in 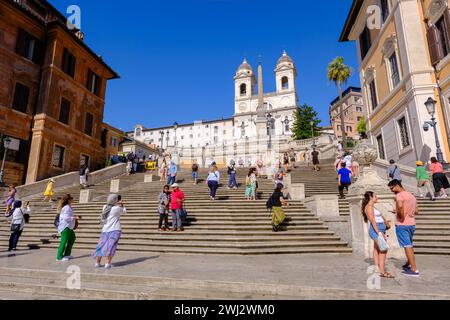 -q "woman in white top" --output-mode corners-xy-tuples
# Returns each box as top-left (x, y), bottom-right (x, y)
(6, 200), (31, 252)
(57, 195), (81, 261)
(362, 191), (394, 279)
(93, 194), (126, 269)
(206, 165), (221, 201)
